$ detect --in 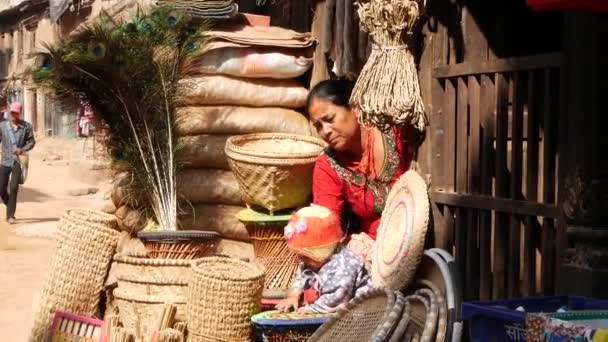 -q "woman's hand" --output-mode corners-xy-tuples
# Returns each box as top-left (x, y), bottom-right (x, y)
(275, 294), (300, 312)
